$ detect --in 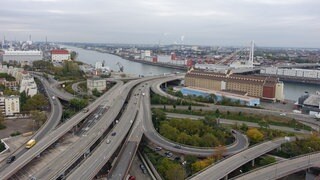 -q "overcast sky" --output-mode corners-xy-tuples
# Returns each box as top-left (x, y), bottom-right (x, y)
(0, 0), (319, 47)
